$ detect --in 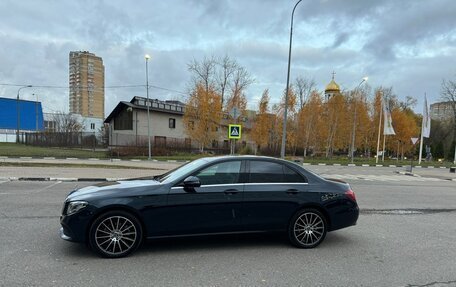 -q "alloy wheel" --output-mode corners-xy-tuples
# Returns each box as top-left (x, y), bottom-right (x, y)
(94, 215), (138, 256)
(292, 211), (326, 247)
